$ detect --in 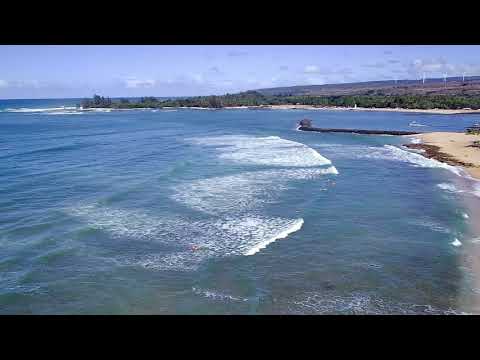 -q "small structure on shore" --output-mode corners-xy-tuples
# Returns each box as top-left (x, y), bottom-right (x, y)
(299, 118), (313, 128)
